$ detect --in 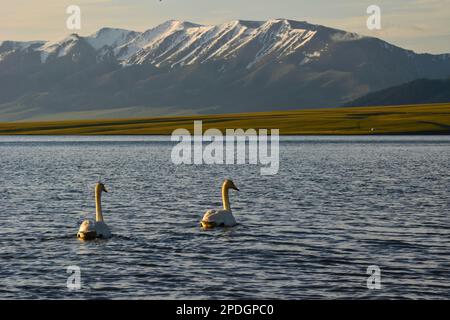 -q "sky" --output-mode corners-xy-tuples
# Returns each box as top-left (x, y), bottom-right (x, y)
(1, 0), (449, 54)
